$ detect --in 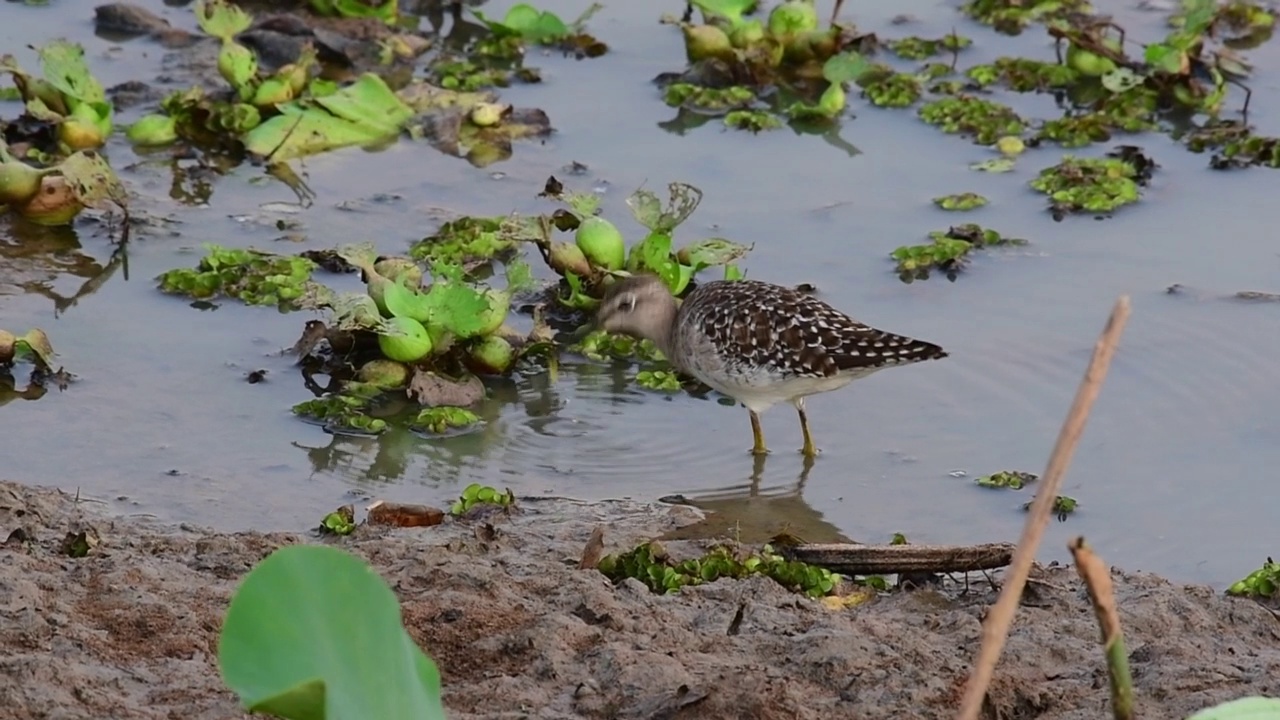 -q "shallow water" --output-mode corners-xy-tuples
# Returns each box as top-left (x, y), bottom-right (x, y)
(2, 0), (1279, 588)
